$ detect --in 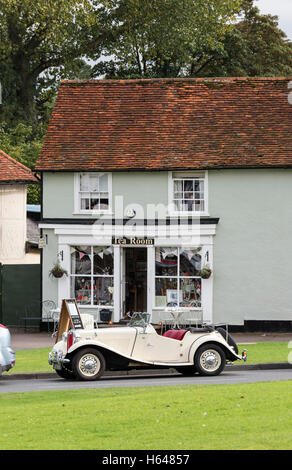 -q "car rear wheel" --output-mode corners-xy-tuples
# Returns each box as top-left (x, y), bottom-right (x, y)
(195, 344), (226, 376)
(72, 348), (106, 381)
